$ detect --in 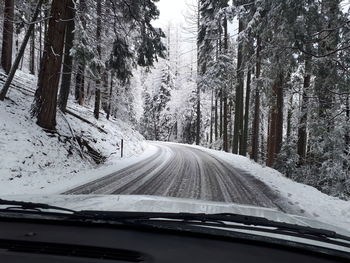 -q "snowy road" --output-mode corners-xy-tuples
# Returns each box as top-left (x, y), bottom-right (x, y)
(64, 142), (286, 210)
